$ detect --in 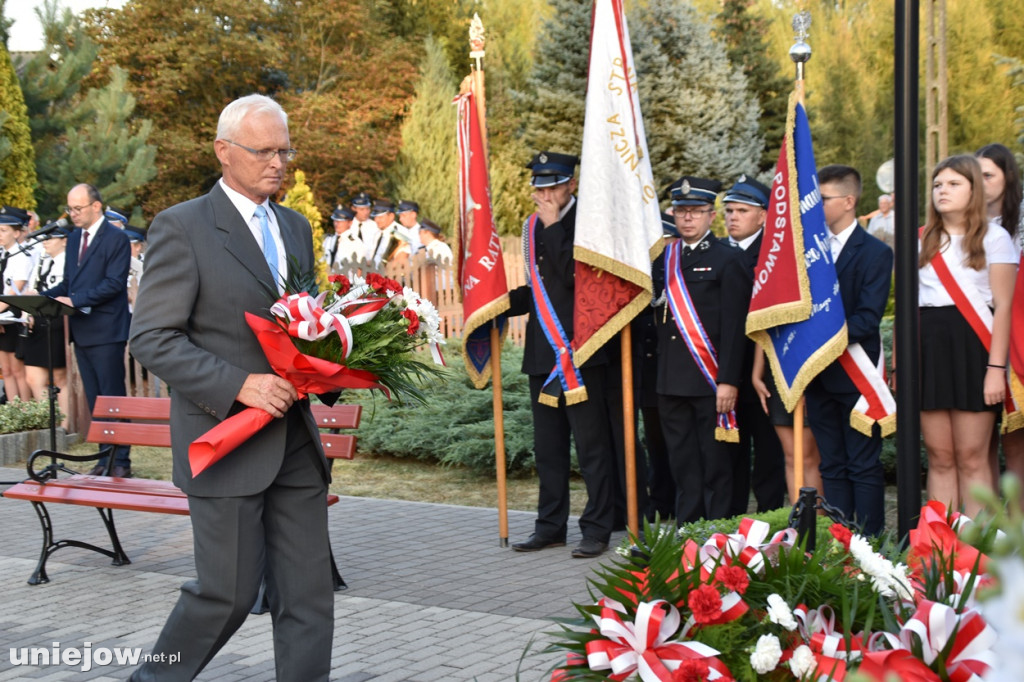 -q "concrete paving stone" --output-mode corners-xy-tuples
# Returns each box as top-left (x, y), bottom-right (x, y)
(0, 466), (601, 681)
